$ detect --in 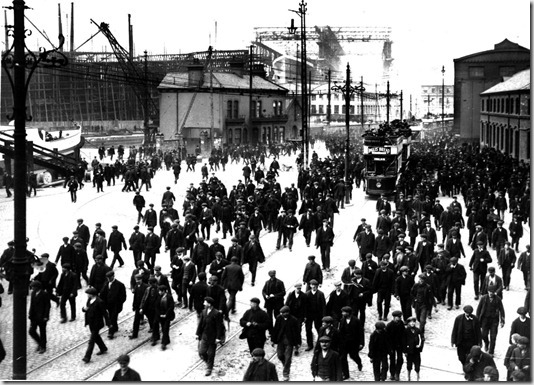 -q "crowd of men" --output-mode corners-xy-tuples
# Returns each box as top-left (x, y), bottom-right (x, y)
(0, 133), (531, 381)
